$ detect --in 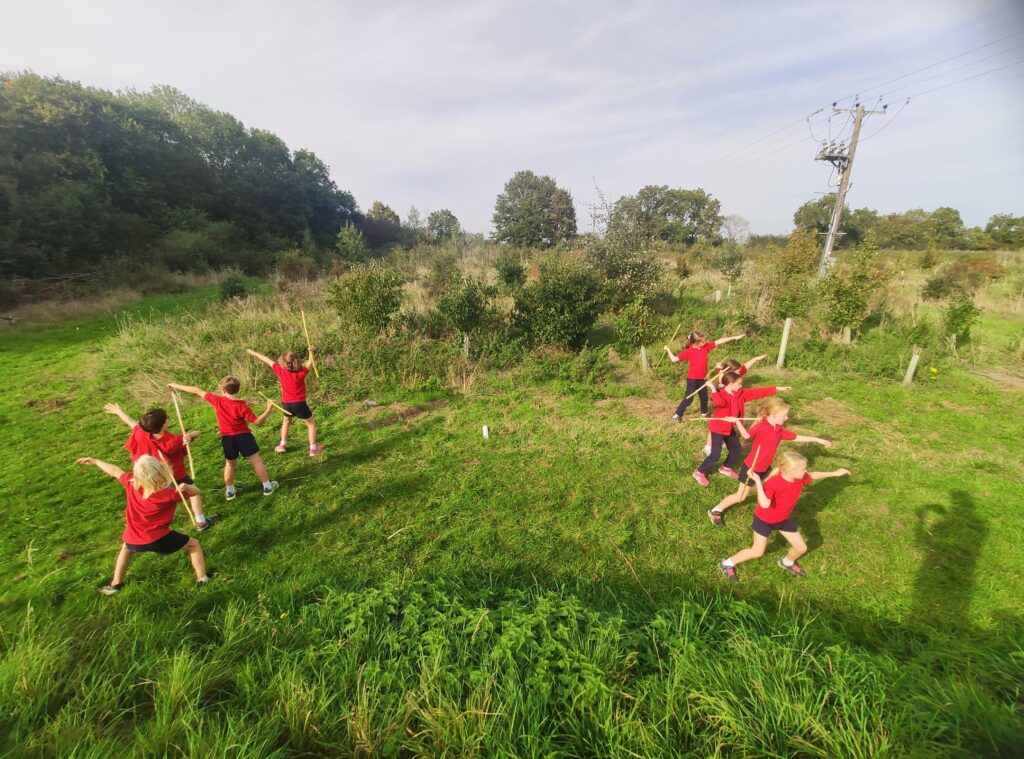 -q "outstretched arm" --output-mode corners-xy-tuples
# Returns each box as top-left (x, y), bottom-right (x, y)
(713, 333), (746, 346)
(167, 382), (205, 398)
(103, 402), (137, 429)
(793, 435), (833, 448)
(245, 349), (276, 368)
(252, 400), (274, 426)
(75, 457), (125, 479)
(810, 468), (850, 481)
(723, 417), (751, 440)
(743, 354), (767, 370)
